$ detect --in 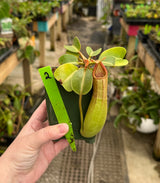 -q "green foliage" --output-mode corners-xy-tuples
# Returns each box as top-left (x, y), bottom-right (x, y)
(124, 2), (160, 19)
(17, 37), (40, 64)
(59, 54), (78, 65)
(71, 68), (93, 95)
(10, 0), (60, 20)
(148, 24), (160, 43)
(144, 24), (152, 35)
(100, 4), (111, 25)
(109, 67), (160, 131)
(64, 45), (79, 53)
(12, 16), (32, 38)
(54, 36), (128, 96)
(0, 37), (12, 49)
(155, 24), (159, 32)
(73, 36), (81, 51)
(0, 2), (10, 19)
(99, 47), (126, 60)
(54, 36), (128, 138)
(54, 63), (78, 92)
(86, 47), (102, 57)
(0, 84), (32, 137)
(17, 45), (40, 64)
